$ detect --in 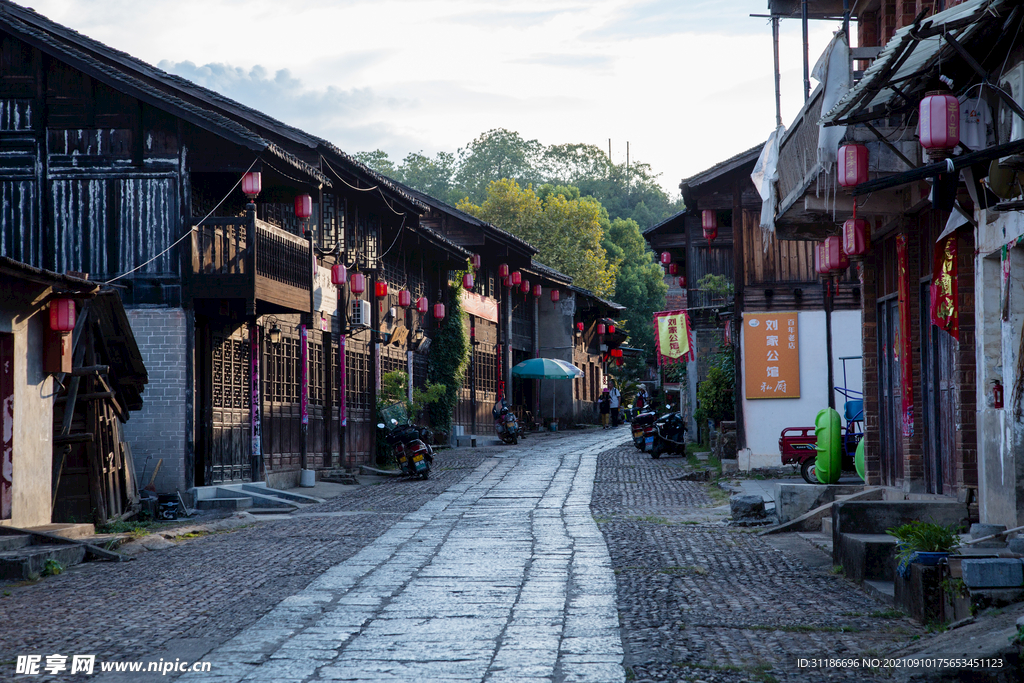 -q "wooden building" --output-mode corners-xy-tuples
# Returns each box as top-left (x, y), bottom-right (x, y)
(0, 2), (468, 496)
(645, 147), (861, 464)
